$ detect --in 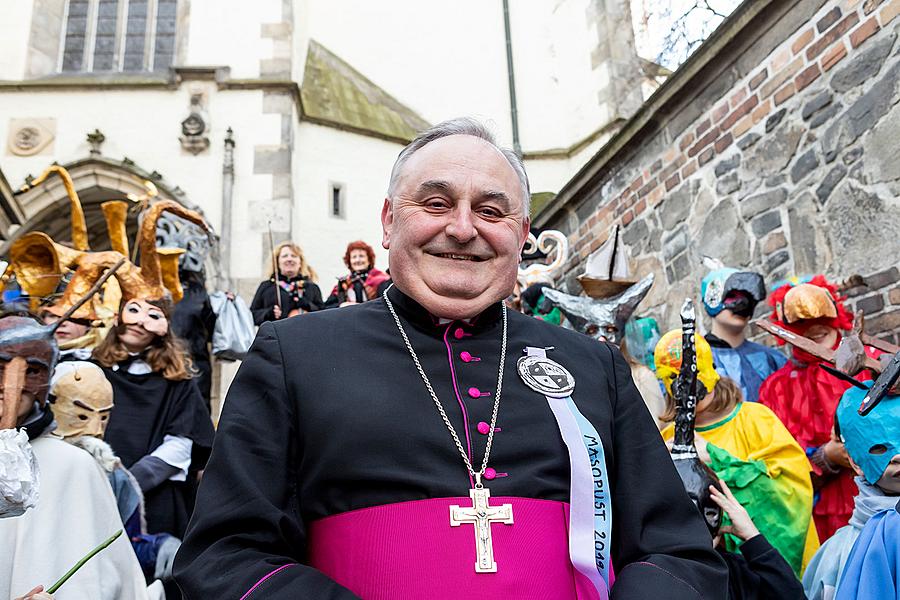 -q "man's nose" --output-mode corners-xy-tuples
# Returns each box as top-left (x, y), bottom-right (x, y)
(445, 206), (478, 243)
(1, 357), (27, 429)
